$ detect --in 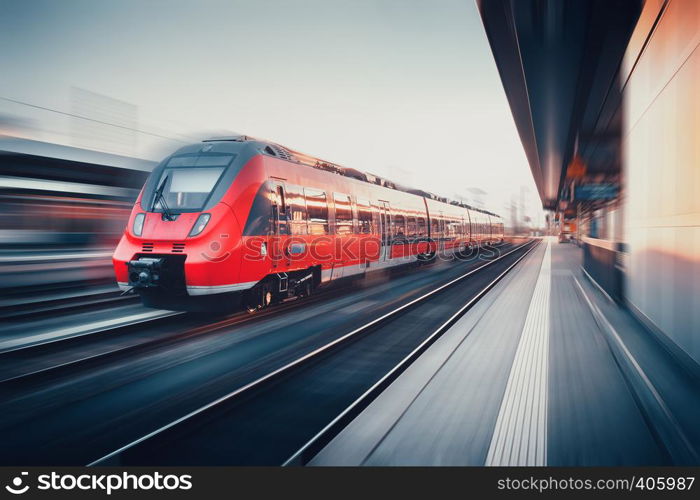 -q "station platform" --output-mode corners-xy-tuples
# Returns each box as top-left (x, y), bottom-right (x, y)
(312, 237), (700, 466)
